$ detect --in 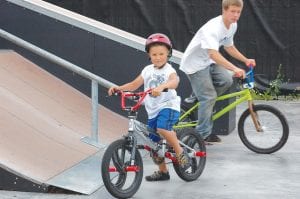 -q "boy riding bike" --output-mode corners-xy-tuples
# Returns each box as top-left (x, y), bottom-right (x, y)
(108, 33), (191, 181)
